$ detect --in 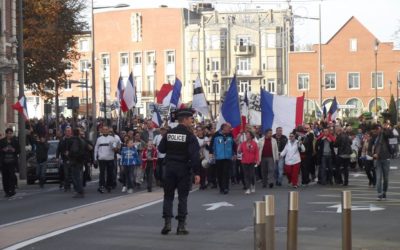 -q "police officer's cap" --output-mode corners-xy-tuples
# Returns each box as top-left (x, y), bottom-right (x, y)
(174, 108), (195, 118)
